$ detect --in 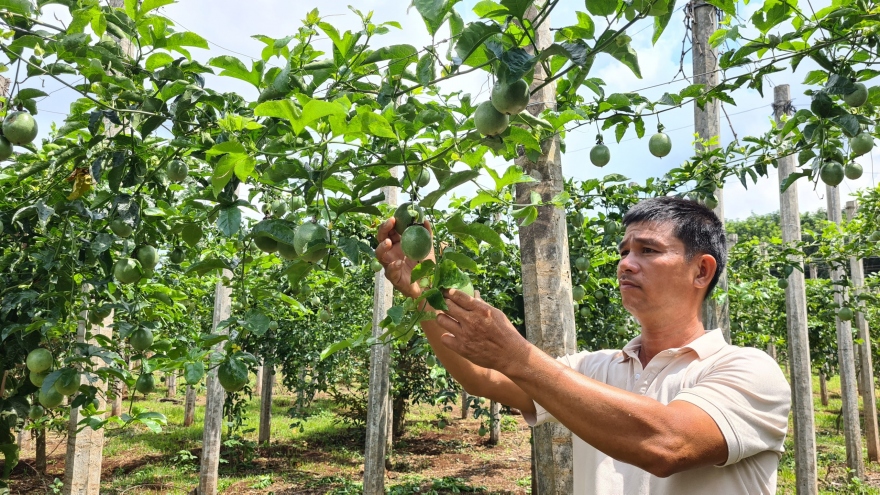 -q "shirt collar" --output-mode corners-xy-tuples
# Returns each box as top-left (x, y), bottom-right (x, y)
(621, 329), (728, 361)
